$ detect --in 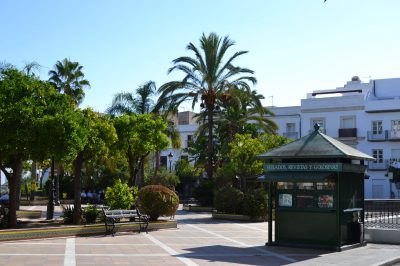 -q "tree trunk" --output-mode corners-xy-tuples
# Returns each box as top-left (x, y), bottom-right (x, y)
(127, 147), (135, 187)
(136, 156), (145, 189)
(8, 156), (23, 227)
(154, 150), (160, 177)
(73, 153), (84, 225)
(30, 161), (37, 201)
(207, 107), (214, 180)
